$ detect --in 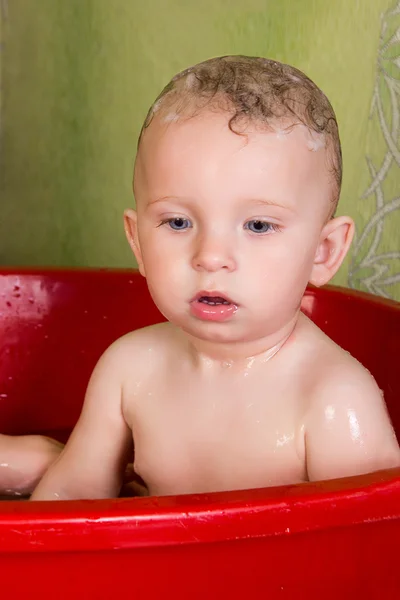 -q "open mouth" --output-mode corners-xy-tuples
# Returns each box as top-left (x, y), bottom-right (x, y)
(190, 291), (238, 322)
(197, 296), (231, 306)
(192, 291), (236, 305)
